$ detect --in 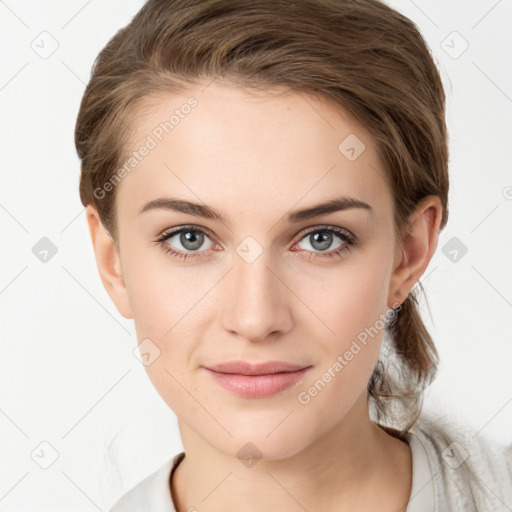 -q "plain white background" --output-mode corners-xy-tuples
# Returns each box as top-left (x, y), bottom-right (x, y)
(0, 0), (511, 510)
